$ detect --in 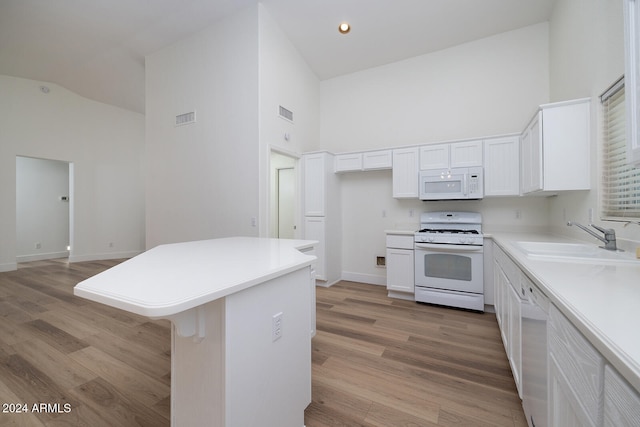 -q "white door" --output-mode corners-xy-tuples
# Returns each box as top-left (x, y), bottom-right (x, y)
(277, 167), (295, 239)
